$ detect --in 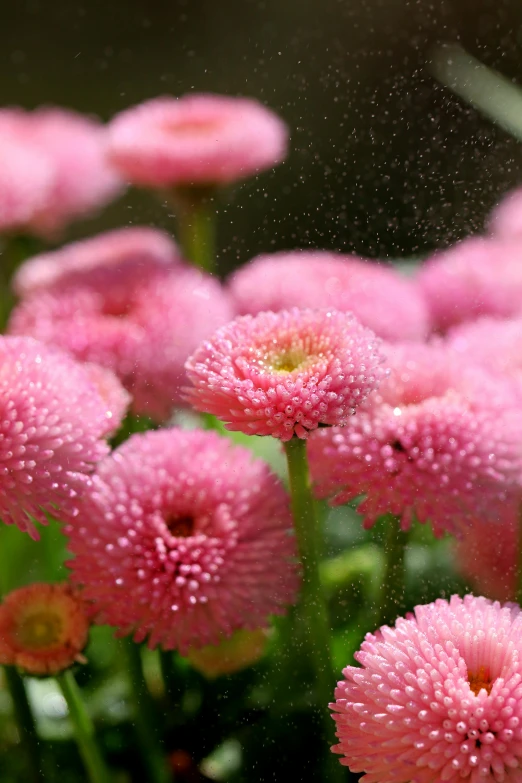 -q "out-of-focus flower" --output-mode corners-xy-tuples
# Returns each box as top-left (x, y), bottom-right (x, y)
(0, 130), (54, 234)
(9, 261), (234, 422)
(12, 226), (179, 297)
(0, 583), (89, 675)
(445, 316), (522, 392)
(66, 429), (299, 654)
(416, 237), (522, 332)
(186, 628), (268, 679)
(489, 187), (522, 237)
(228, 251), (430, 341)
(184, 308), (387, 440)
(107, 94), (288, 187)
(308, 343), (522, 536)
(0, 336), (119, 538)
(331, 594), (522, 782)
(453, 509), (518, 603)
(0, 107), (122, 238)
